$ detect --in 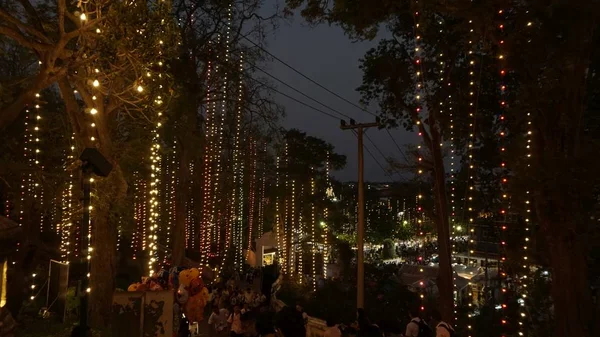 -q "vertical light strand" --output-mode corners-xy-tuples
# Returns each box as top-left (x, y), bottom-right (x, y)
(411, 2), (426, 314)
(257, 144), (266, 238)
(282, 143), (289, 274)
(517, 17), (535, 337)
(188, 162), (195, 250)
(275, 155), (282, 267)
(60, 140), (76, 263)
(201, 55), (214, 267)
(232, 51), (245, 272)
(461, 17), (479, 336)
(496, 8), (510, 334)
(17, 108), (31, 263)
(30, 272), (36, 300)
(33, 95), (43, 232)
(290, 179), (296, 278)
(86, 176), (94, 294)
(296, 184), (303, 284)
(311, 171), (316, 291)
(323, 151), (330, 278)
(147, 45), (165, 276)
(210, 36), (223, 259)
(132, 171), (140, 259)
(215, 3), (234, 277)
(117, 216), (122, 252)
(247, 139), (257, 252)
(170, 141), (177, 251)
